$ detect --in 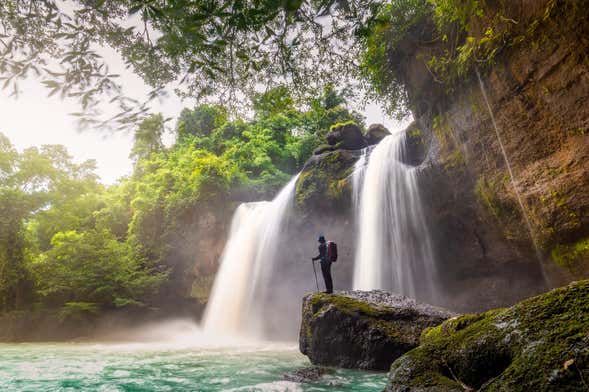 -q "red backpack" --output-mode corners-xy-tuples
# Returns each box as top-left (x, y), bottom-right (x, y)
(327, 241), (338, 262)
